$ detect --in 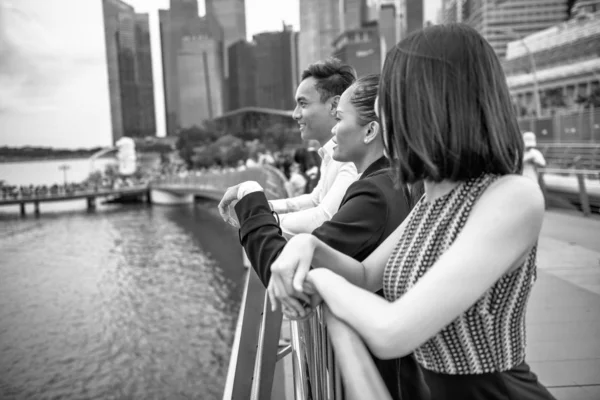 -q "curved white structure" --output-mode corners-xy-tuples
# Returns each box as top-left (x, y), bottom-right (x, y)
(150, 189), (194, 205)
